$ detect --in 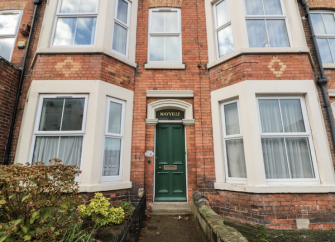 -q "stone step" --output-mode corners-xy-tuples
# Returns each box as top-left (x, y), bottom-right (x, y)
(148, 202), (192, 215)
